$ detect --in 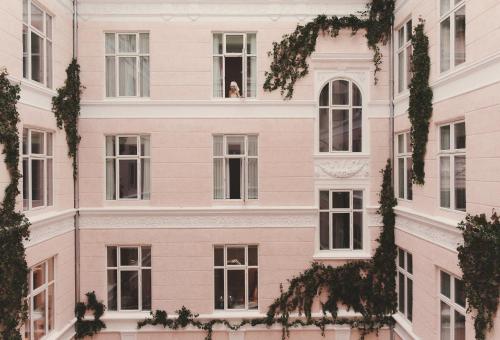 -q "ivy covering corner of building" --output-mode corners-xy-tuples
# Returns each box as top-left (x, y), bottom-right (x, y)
(262, 0), (395, 99)
(74, 291), (107, 339)
(0, 70), (31, 340)
(52, 58), (83, 179)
